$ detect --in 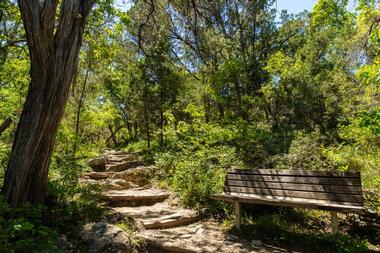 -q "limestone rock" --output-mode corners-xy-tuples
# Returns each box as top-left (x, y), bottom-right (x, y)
(106, 160), (146, 172)
(138, 221), (275, 253)
(102, 189), (170, 207)
(111, 166), (156, 186)
(87, 157), (107, 172)
(101, 179), (138, 191)
(140, 209), (201, 229)
(82, 222), (132, 253)
(84, 172), (116, 180)
(113, 202), (177, 219)
(107, 154), (140, 163)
